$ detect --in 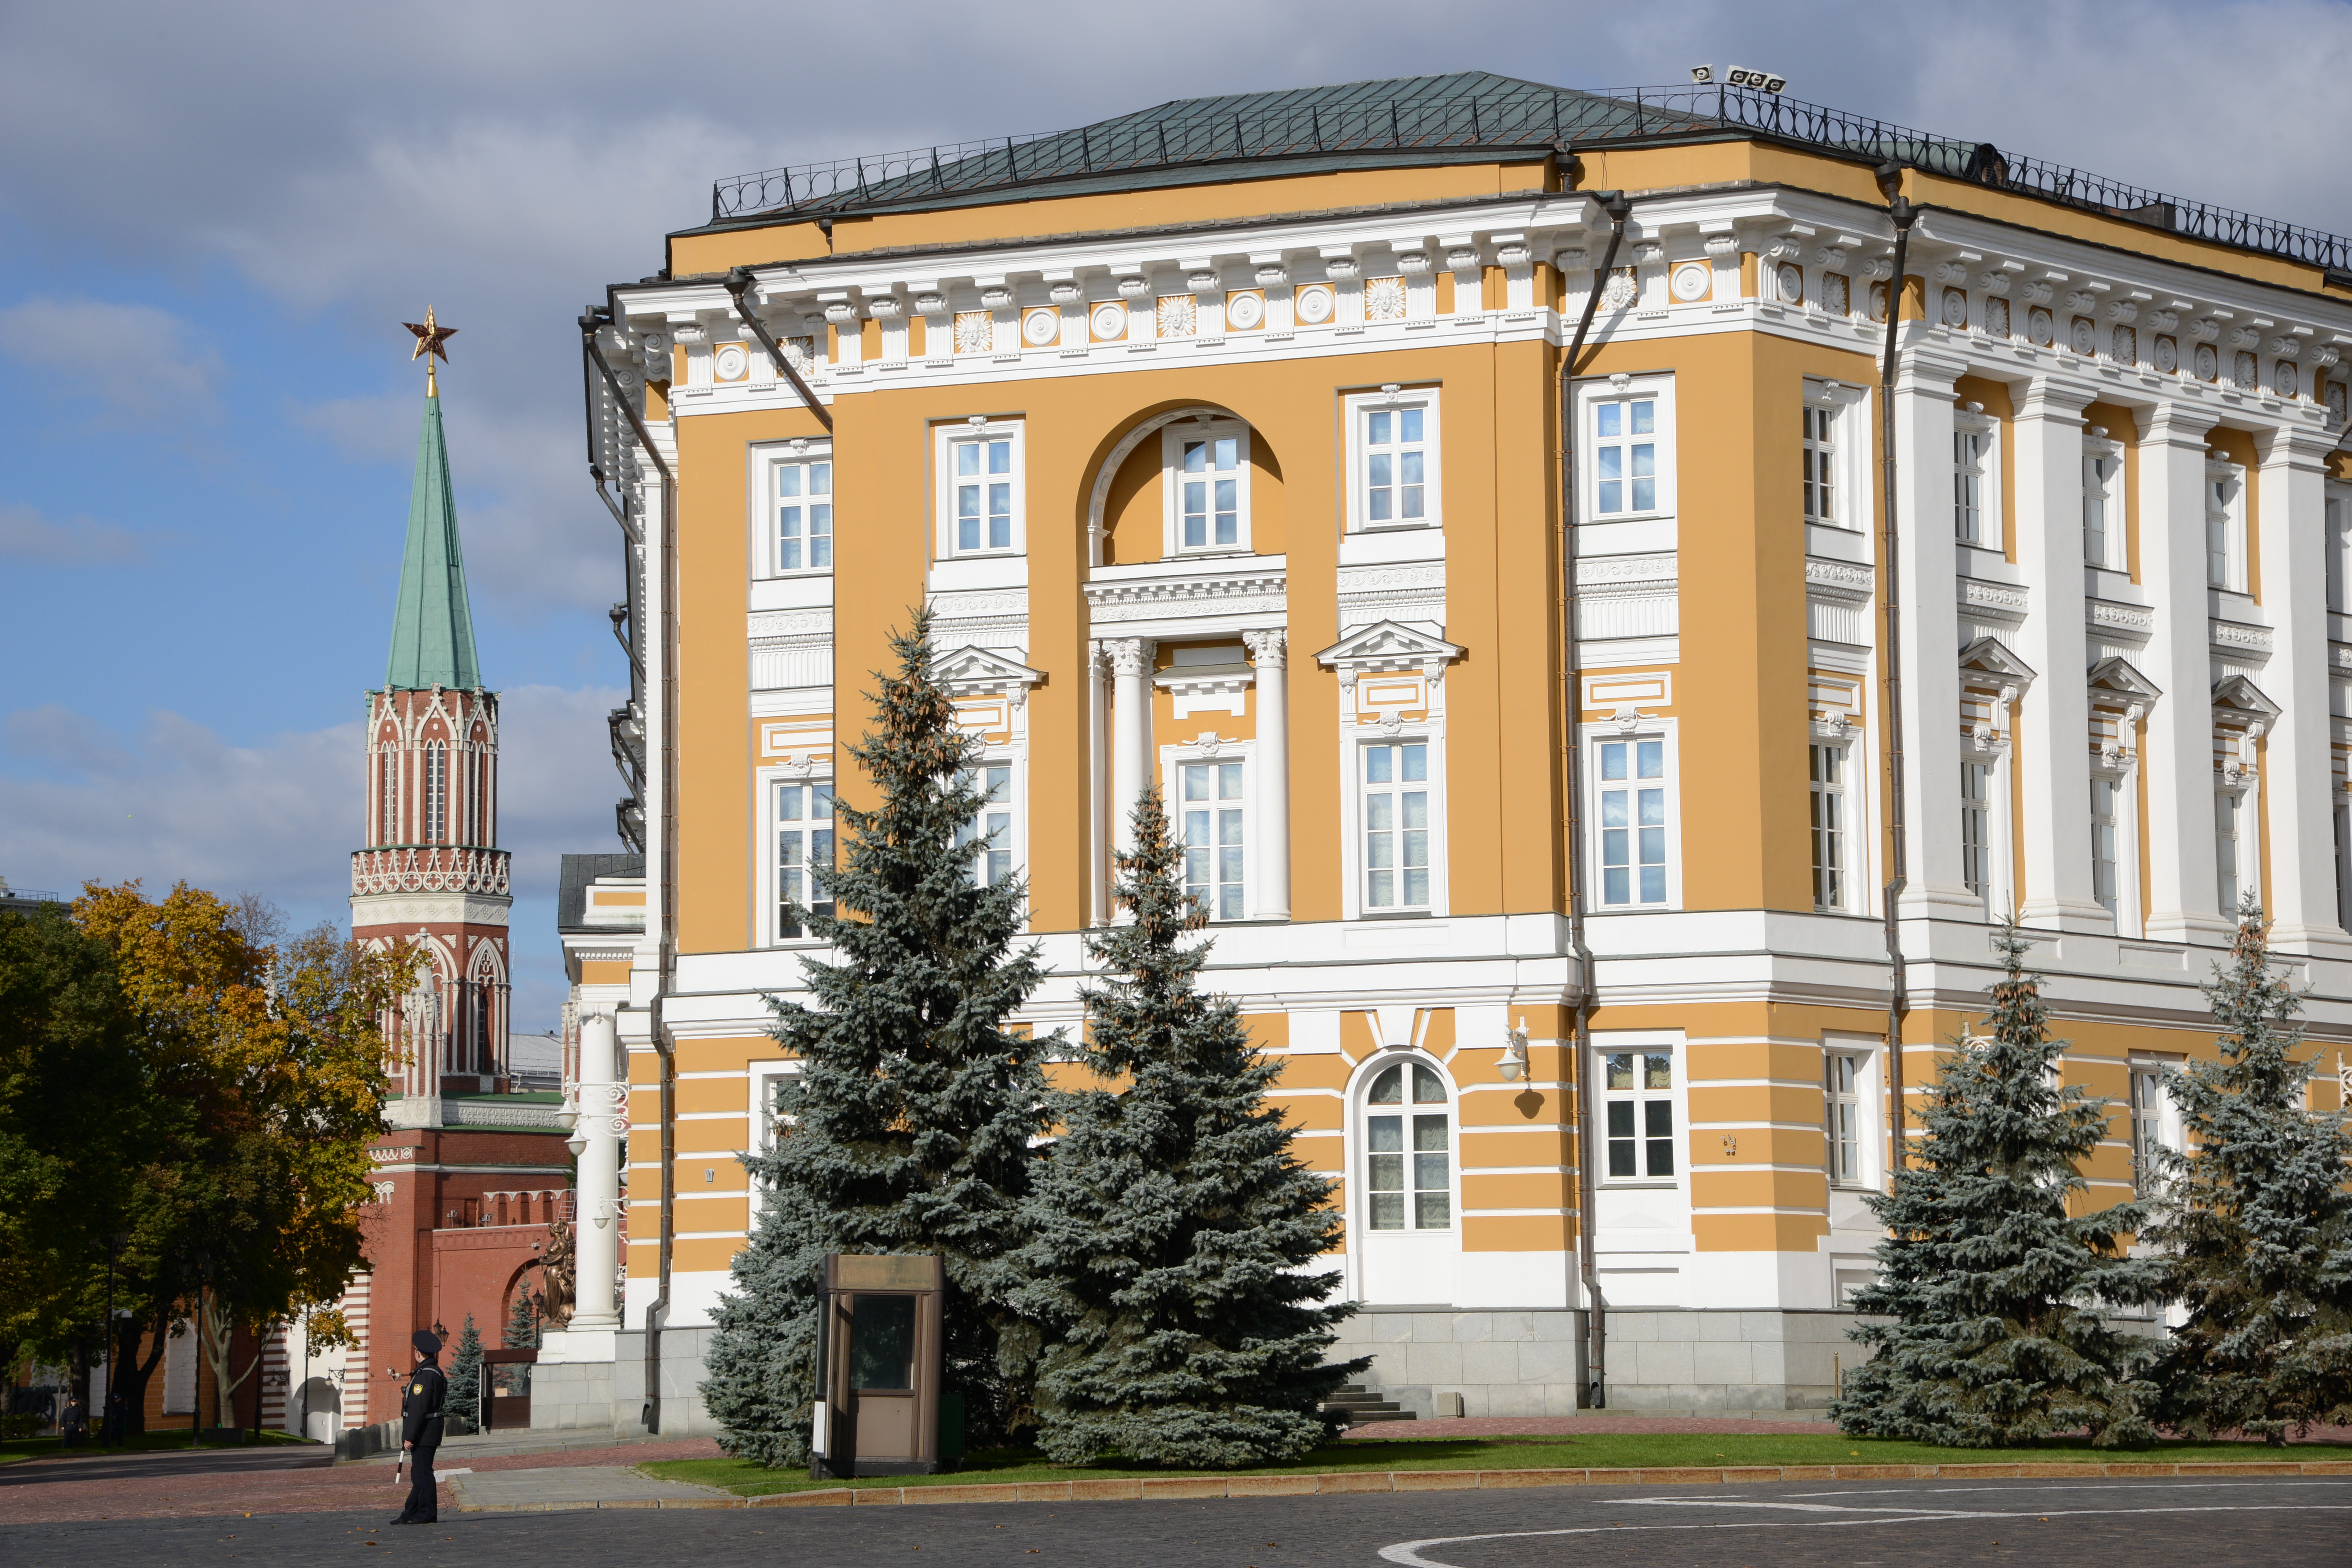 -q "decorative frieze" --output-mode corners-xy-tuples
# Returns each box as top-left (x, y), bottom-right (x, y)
(1575, 552), (1678, 640)
(1337, 561), (1446, 634)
